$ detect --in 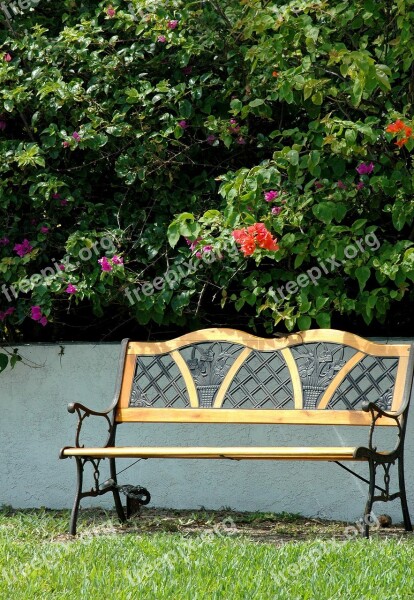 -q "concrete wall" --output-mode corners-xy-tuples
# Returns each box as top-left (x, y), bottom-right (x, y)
(1, 340), (413, 524)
